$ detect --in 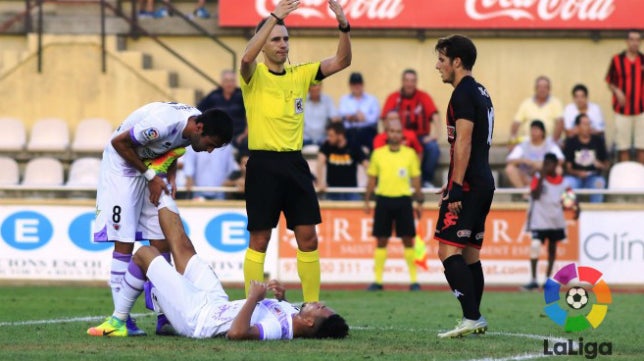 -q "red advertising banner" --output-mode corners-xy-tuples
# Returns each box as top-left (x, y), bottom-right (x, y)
(278, 207), (579, 284)
(219, 0), (638, 30)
